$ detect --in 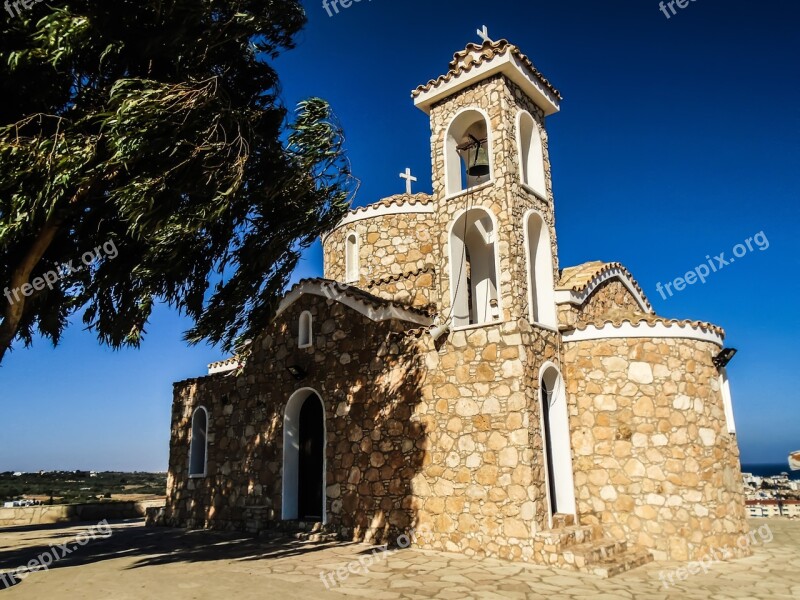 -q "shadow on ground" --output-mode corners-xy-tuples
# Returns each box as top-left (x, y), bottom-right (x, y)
(0, 519), (356, 591)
